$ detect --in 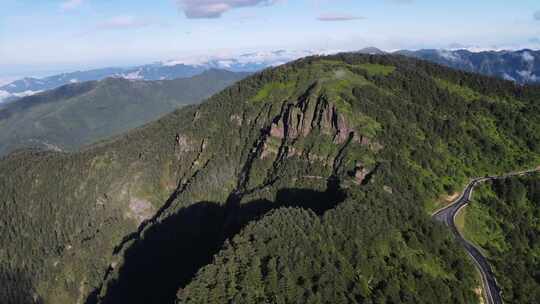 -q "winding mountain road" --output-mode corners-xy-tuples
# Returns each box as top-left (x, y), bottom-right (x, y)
(432, 167), (540, 304)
